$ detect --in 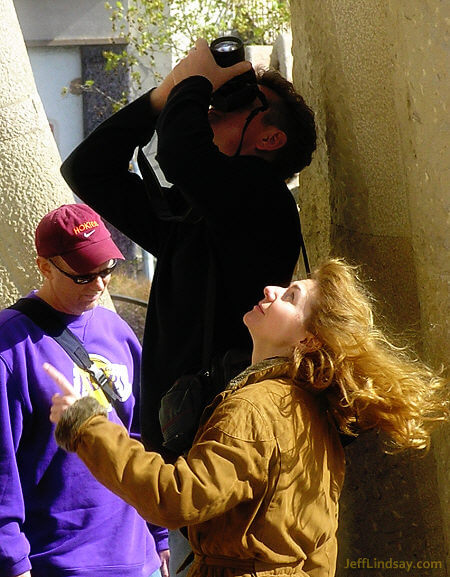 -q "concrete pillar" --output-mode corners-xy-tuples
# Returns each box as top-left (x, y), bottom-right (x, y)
(290, 1), (449, 574)
(0, 0), (73, 307)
